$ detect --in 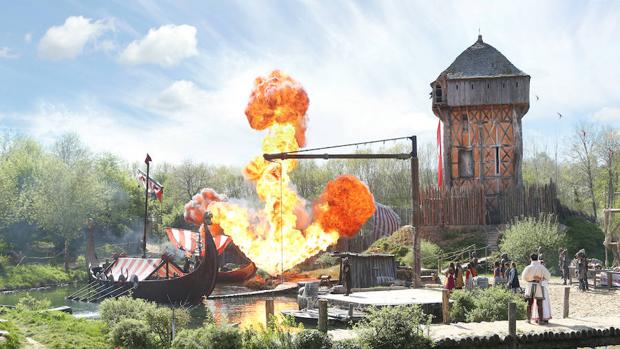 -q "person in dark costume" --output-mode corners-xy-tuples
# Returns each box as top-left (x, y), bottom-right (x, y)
(343, 257), (352, 296)
(506, 262), (521, 293)
(576, 249), (588, 291)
